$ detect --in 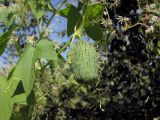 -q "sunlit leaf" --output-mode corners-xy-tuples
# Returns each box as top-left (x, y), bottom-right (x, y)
(8, 45), (36, 98)
(36, 39), (58, 61)
(0, 76), (13, 120)
(0, 6), (14, 26)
